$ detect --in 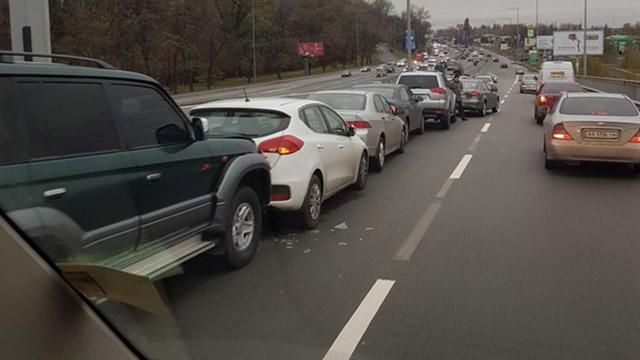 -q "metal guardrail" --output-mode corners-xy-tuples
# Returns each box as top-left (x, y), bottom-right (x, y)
(575, 75), (640, 105)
